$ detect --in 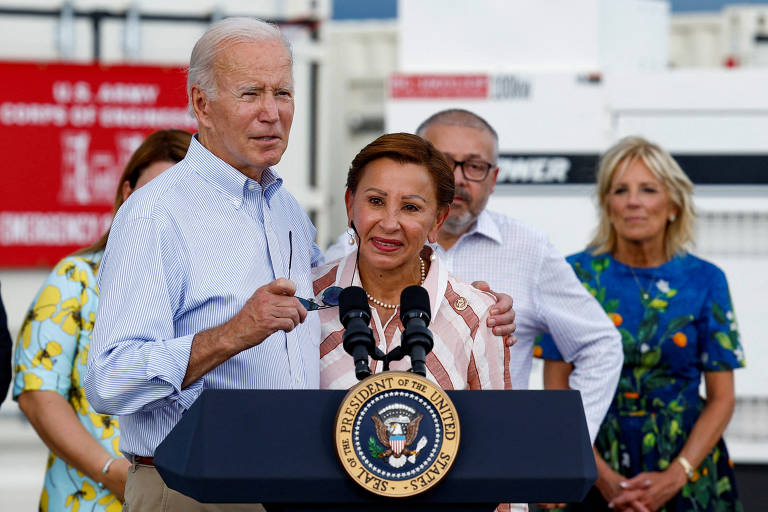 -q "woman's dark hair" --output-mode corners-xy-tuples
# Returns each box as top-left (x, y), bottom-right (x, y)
(346, 132), (454, 207)
(73, 129), (192, 256)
